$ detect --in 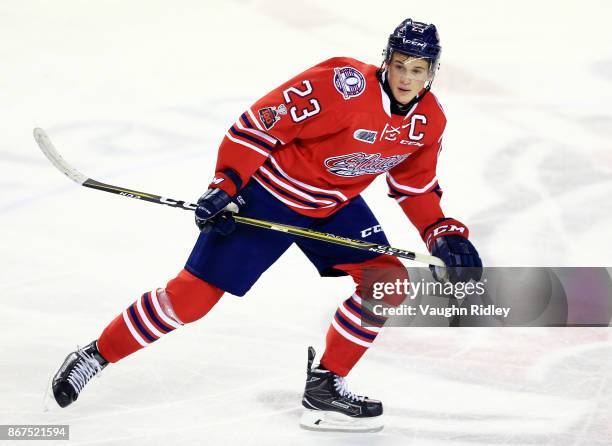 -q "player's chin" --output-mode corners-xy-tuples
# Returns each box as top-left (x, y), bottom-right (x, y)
(395, 89), (416, 105)
(396, 92), (416, 104)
